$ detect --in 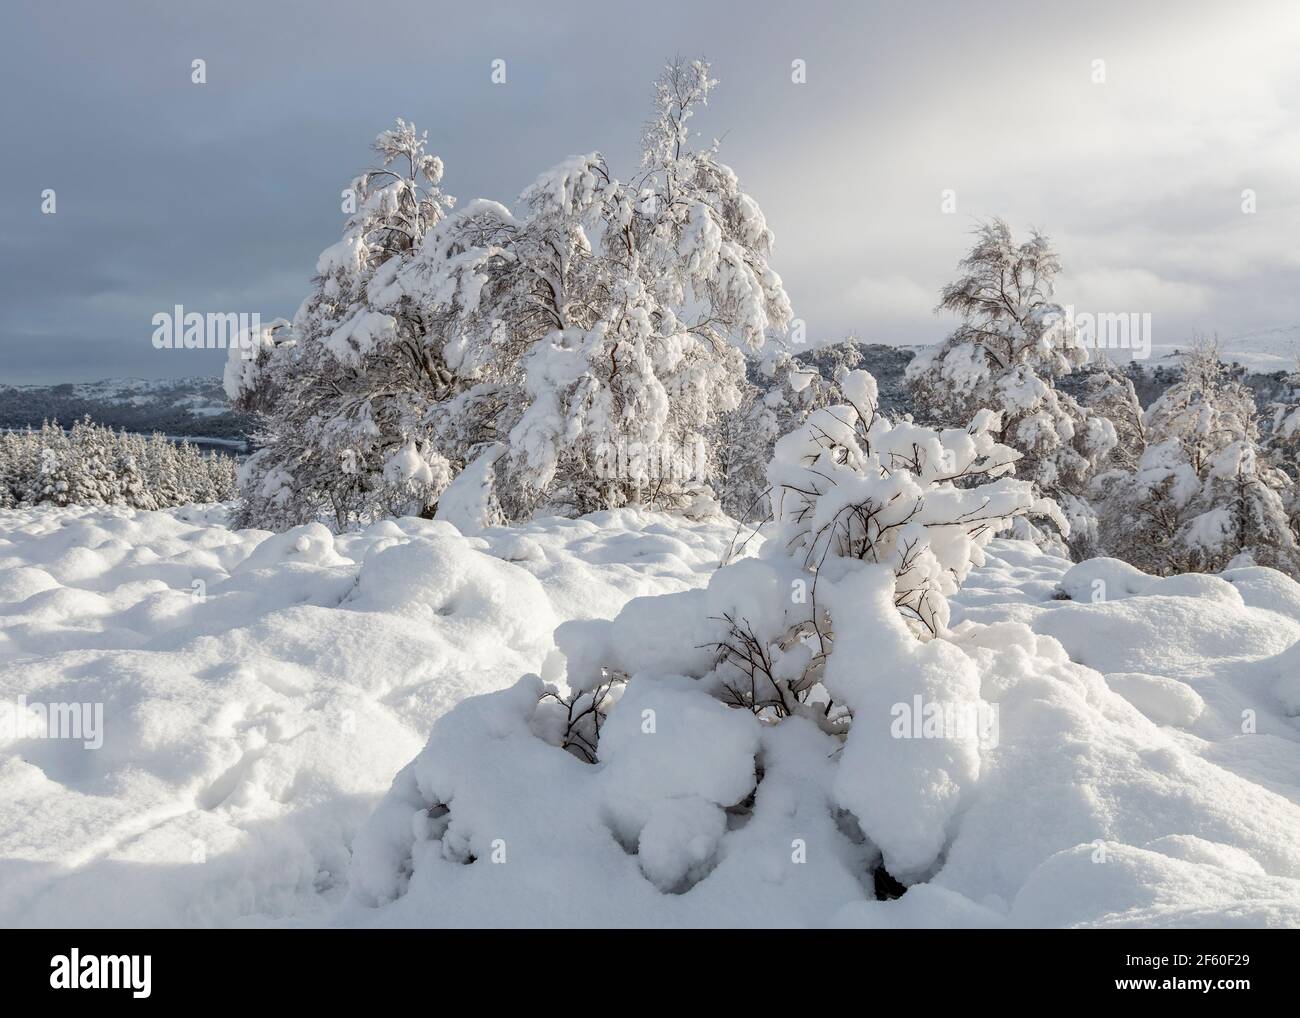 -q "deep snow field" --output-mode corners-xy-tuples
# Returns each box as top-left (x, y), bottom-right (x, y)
(0, 504), (734, 926)
(3, 504), (1300, 927)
